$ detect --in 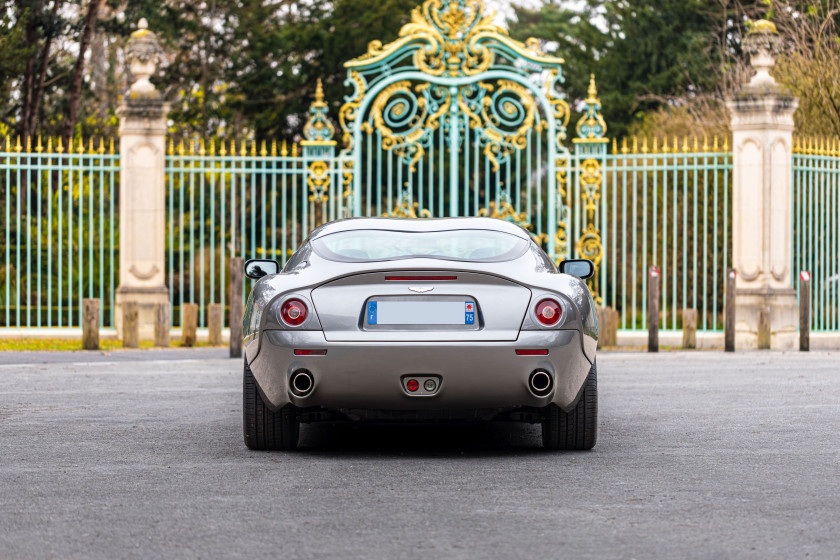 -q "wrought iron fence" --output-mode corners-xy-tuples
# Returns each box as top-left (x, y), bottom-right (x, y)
(164, 139), (349, 328)
(1, 137), (119, 328)
(793, 137), (840, 332)
(596, 137), (733, 332)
